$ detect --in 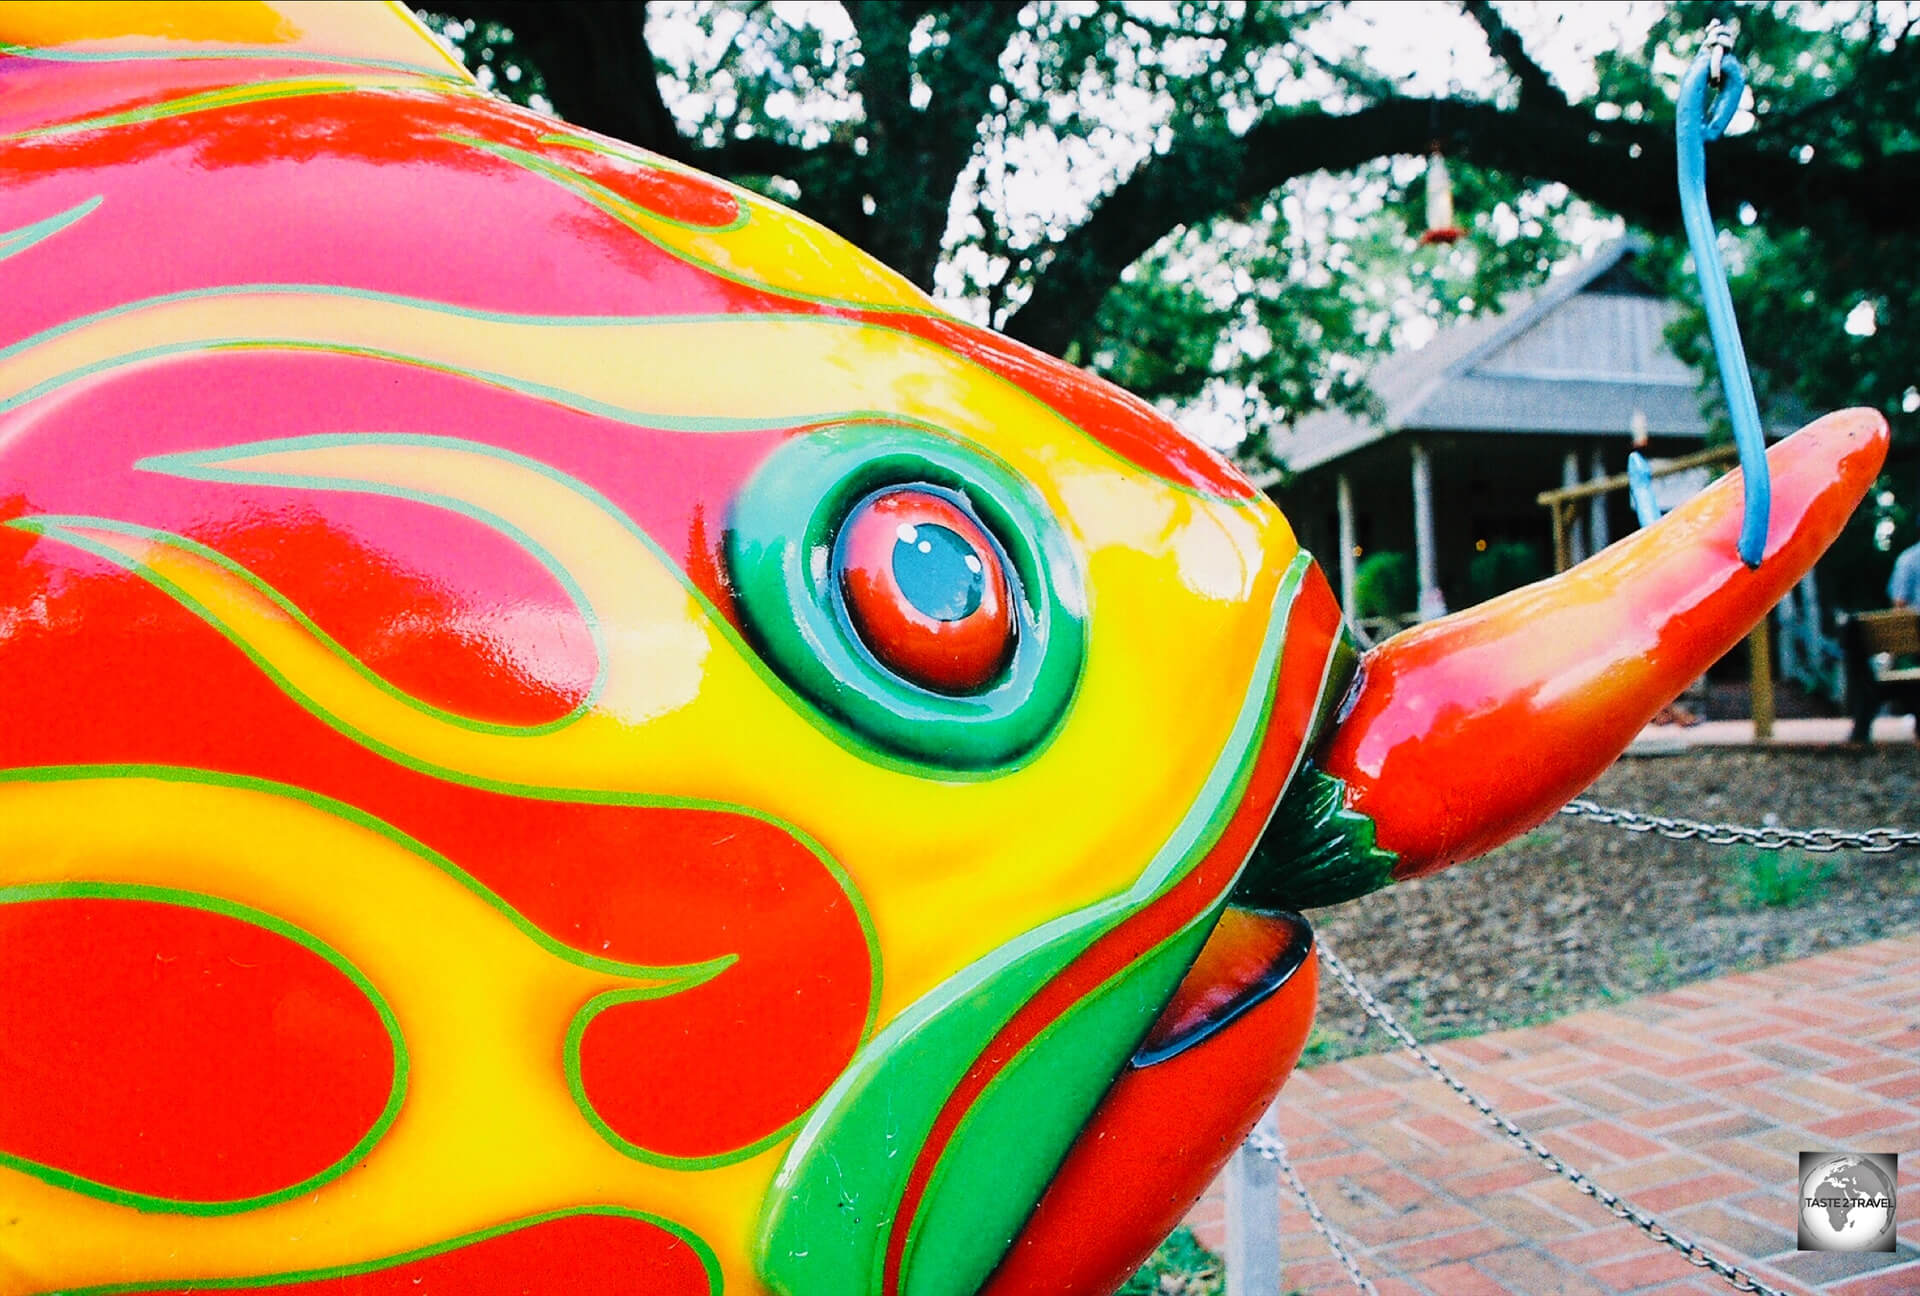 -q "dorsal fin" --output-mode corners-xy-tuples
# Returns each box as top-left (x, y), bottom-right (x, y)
(0, 1), (474, 81)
